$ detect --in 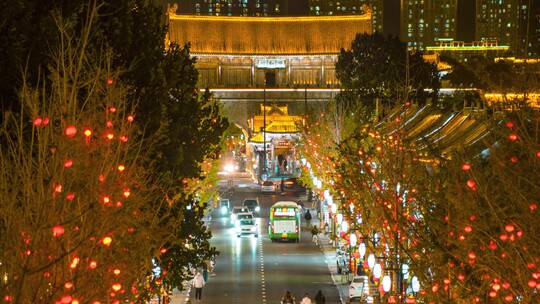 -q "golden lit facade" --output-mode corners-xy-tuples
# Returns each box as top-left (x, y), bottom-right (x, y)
(401, 0), (458, 49)
(167, 11), (372, 88)
(425, 40), (510, 62)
